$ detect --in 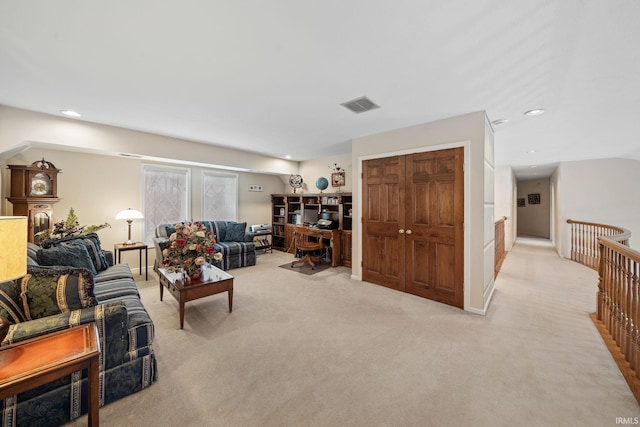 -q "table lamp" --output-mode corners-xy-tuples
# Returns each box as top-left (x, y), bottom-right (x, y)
(115, 208), (144, 245)
(0, 216), (27, 341)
